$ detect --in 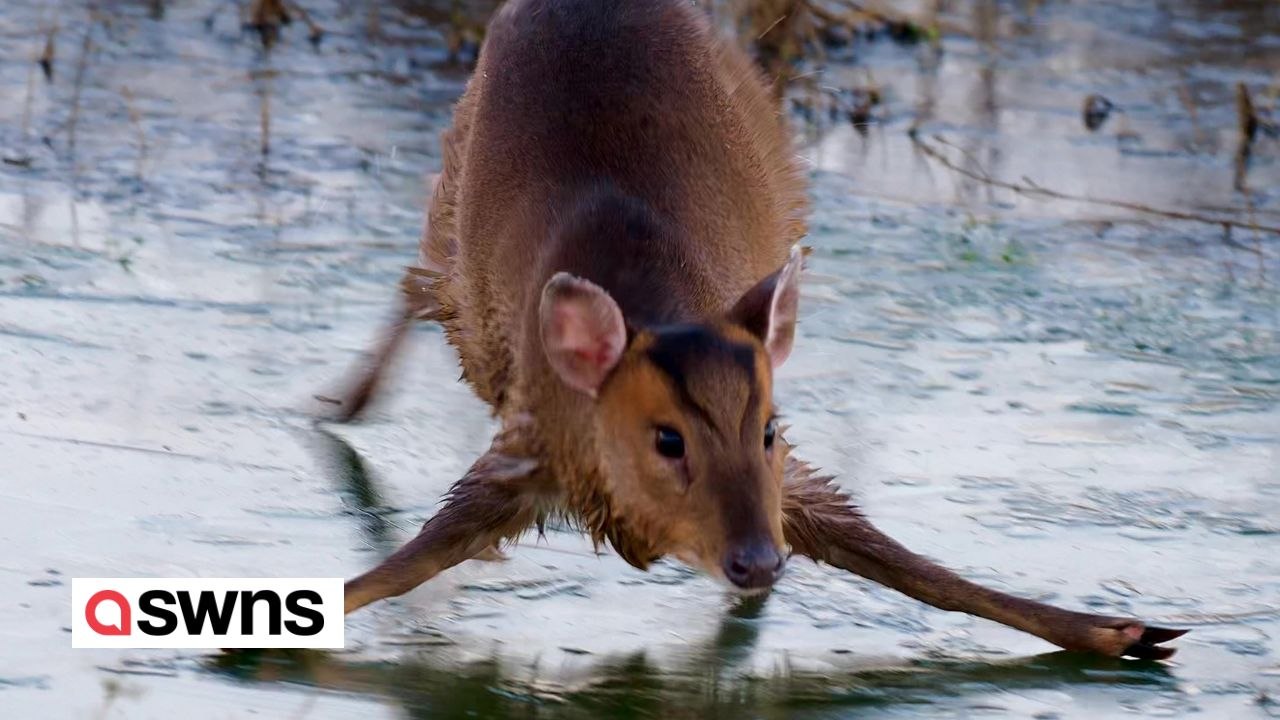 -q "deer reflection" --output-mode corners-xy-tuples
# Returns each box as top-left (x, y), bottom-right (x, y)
(209, 626), (1178, 720)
